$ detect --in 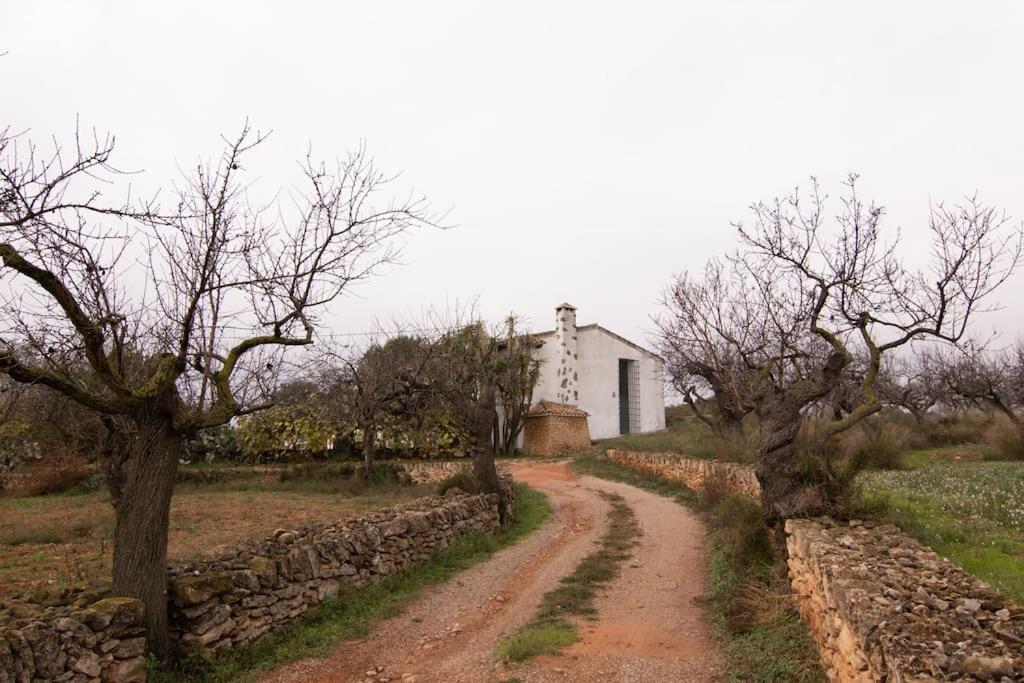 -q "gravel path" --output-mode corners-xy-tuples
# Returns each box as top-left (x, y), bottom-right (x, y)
(260, 460), (724, 682)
